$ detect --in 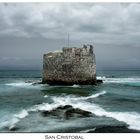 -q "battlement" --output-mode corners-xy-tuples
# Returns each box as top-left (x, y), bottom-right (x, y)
(45, 44), (95, 59)
(63, 44), (94, 56)
(42, 44), (96, 85)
